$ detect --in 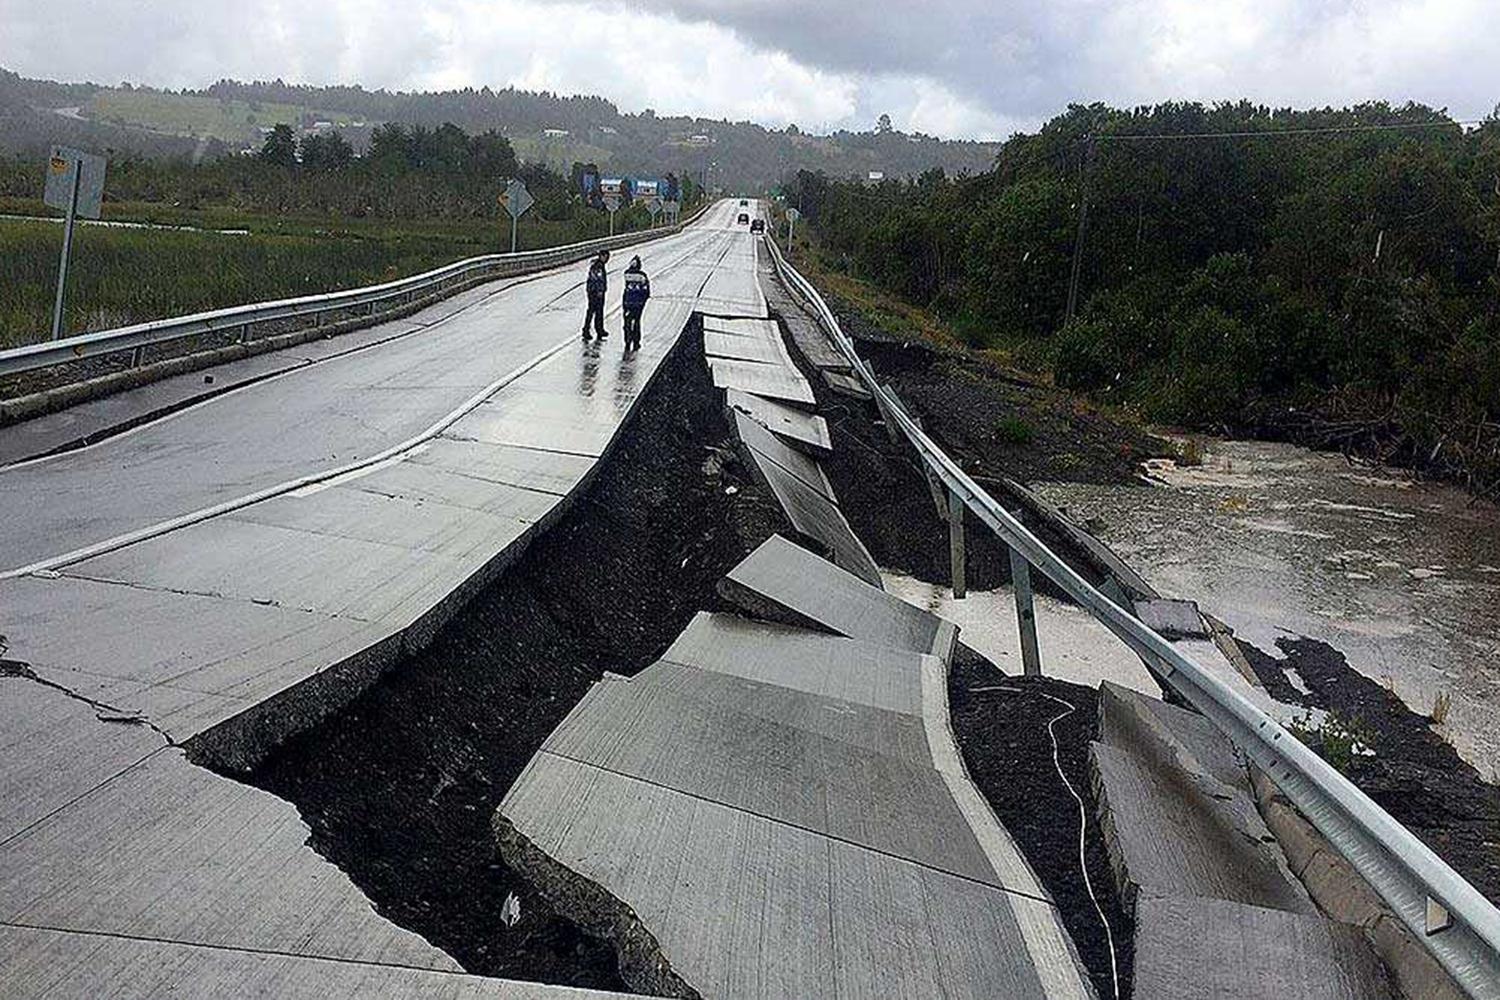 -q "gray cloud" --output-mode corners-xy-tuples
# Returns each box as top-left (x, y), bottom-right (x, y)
(1, 0), (1495, 139)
